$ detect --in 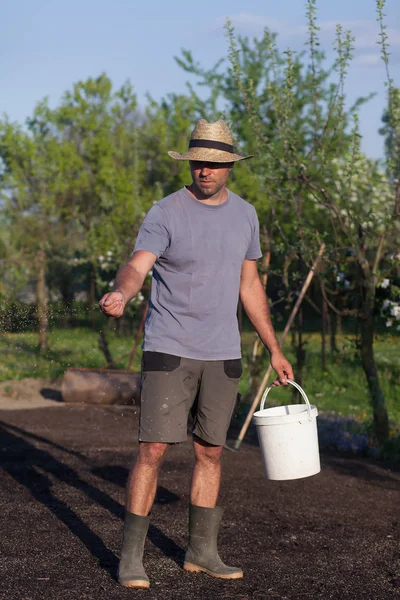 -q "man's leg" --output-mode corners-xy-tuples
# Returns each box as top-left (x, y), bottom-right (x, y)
(184, 436), (243, 579)
(118, 442), (168, 588)
(126, 441), (169, 515)
(190, 436), (222, 508)
(184, 359), (243, 579)
(119, 353), (200, 588)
